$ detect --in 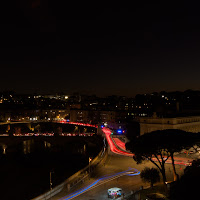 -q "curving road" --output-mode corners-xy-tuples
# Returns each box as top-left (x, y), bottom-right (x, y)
(51, 127), (192, 200)
(58, 169), (140, 200)
(104, 127), (192, 166)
